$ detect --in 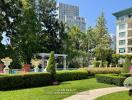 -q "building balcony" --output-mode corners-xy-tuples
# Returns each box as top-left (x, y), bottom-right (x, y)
(128, 30), (132, 38)
(116, 18), (132, 24)
(116, 20), (126, 24)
